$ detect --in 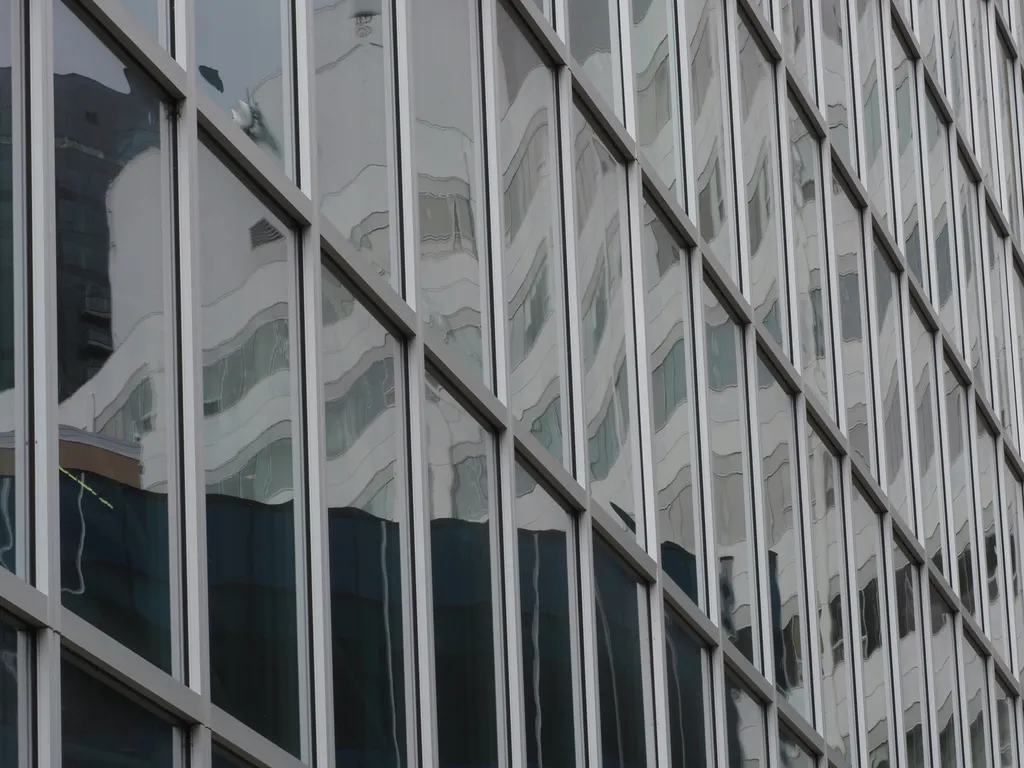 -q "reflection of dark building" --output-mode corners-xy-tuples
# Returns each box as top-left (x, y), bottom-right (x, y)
(53, 68), (159, 399)
(0, 70), (14, 395)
